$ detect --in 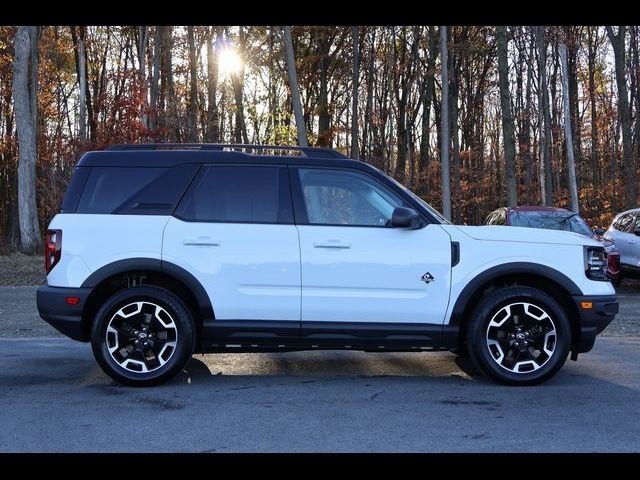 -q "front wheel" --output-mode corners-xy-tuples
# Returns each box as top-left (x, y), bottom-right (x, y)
(91, 286), (195, 387)
(467, 286), (571, 386)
